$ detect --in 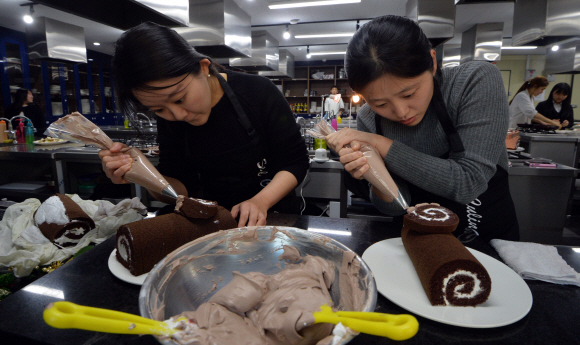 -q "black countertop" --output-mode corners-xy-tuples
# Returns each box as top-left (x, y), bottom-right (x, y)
(1, 214), (579, 344)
